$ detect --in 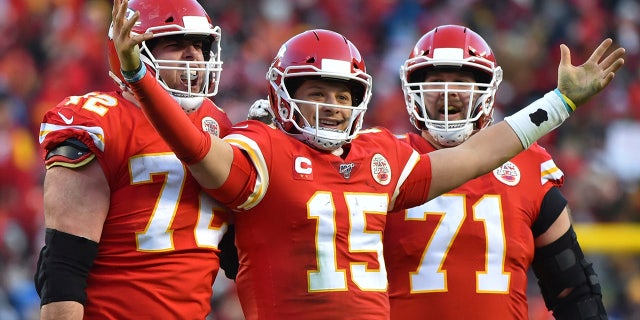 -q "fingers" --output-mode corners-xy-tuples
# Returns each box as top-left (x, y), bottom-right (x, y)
(586, 38), (625, 77)
(586, 38), (613, 64)
(111, 0), (142, 72)
(124, 11), (140, 38)
(593, 41), (625, 88)
(111, 0), (128, 39)
(559, 44), (571, 68)
(600, 47), (626, 75)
